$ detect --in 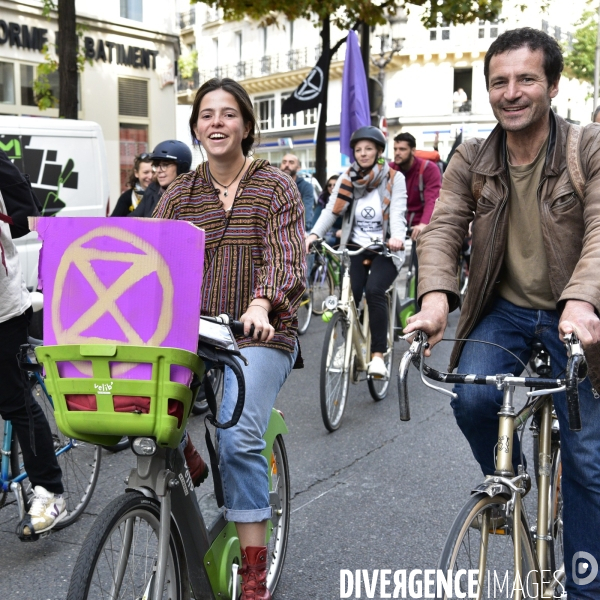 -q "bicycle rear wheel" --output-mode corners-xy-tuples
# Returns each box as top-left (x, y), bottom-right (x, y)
(15, 380), (101, 528)
(67, 492), (189, 600)
(438, 493), (538, 600)
(297, 292), (313, 335)
(310, 263), (335, 316)
(320, 313), (351, 431)
(266, 434), (290, 594)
